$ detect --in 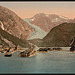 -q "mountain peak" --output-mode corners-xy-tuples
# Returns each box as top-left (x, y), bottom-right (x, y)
(36, 13), (45, 15)
(33, 13), (46, 18)
(30, 13), (69, 32)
